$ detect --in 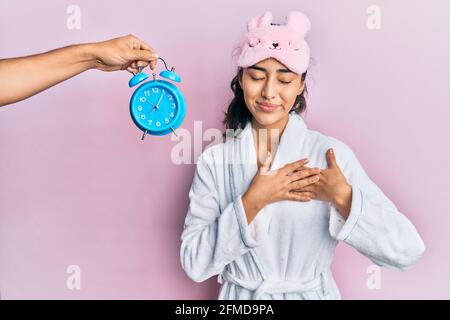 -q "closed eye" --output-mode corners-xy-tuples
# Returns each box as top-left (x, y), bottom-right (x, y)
(250, 76), (292, 84)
